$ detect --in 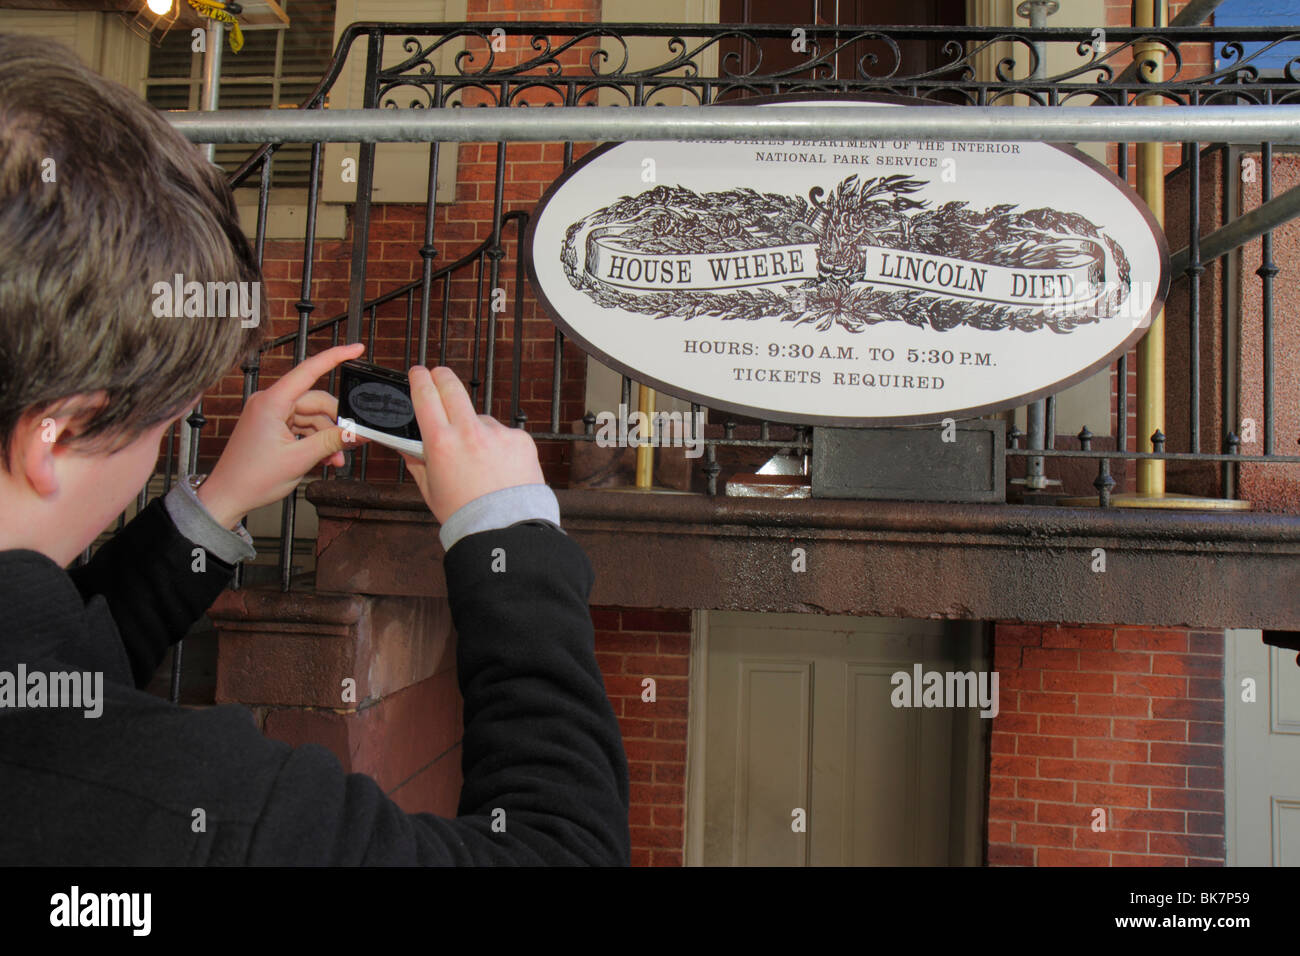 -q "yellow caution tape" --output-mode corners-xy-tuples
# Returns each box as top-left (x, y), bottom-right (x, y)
(187, 0), (244, 53)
